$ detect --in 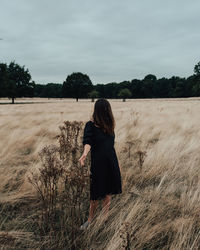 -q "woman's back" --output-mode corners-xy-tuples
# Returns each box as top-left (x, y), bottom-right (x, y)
(84, 120), (115, 154)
